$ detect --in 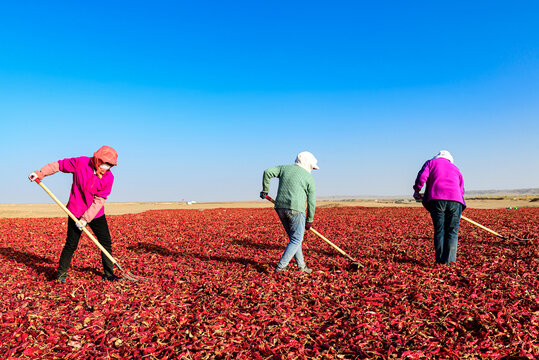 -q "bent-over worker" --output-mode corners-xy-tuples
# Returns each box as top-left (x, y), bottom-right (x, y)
(413, 150), (466, 265)
(29, 146), (121, 283)
(261, 151), (319, 274)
